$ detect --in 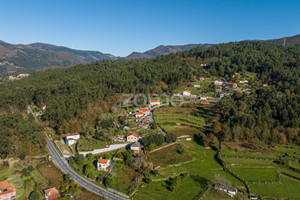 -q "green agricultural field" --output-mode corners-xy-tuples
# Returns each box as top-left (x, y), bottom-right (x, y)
(106, 164), (139, 195)
(154, 106), (211, 136)
(249, 177), (300, 199)
(229, 167), (279, 181)
(77, 137), (107, 151)
(133, 175), (208, 200)
(148, 143), (193, 167)
(153, 141), (245, 187)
